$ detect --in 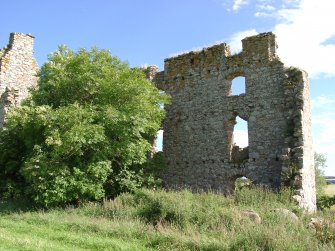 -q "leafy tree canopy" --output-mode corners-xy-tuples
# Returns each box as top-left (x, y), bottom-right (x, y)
(0, 46), (169, 206)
